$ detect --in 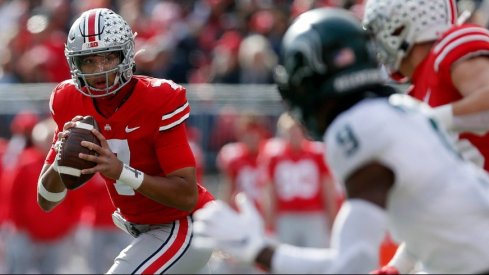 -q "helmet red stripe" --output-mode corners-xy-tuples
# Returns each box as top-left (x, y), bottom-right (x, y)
(87, 10), (98, 42)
